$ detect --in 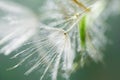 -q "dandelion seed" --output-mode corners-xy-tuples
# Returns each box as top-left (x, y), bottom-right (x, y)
(0, 0), (112, 80)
